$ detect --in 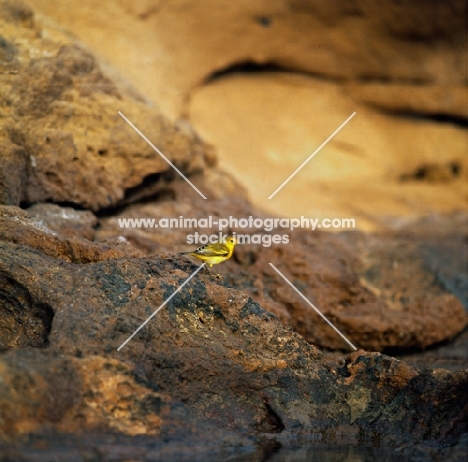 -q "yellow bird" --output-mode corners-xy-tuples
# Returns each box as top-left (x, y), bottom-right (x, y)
(180, 236), (237, 274)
